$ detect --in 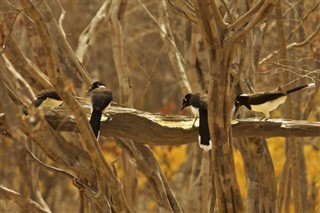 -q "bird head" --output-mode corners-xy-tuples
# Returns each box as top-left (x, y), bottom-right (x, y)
(87, 81), (106, 93)
(234, 94), (249, 115)
(181, 93), (192, 111)
(234, 94), (242, 114)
